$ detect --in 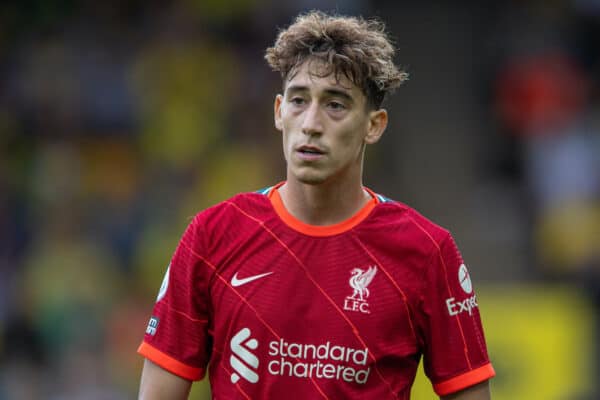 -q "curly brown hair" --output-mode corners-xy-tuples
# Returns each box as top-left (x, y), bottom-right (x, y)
(265, 10), (408, 109)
